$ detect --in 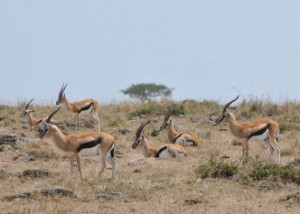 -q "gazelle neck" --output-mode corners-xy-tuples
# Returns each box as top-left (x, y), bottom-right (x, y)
(62, 97), (73, 111)
(226, 111), (241, 136)
(140, 139), (156, 158)
(167, 121), (178, 141)
(47, 125), (69, 151)
(27, 112), (35, 126)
